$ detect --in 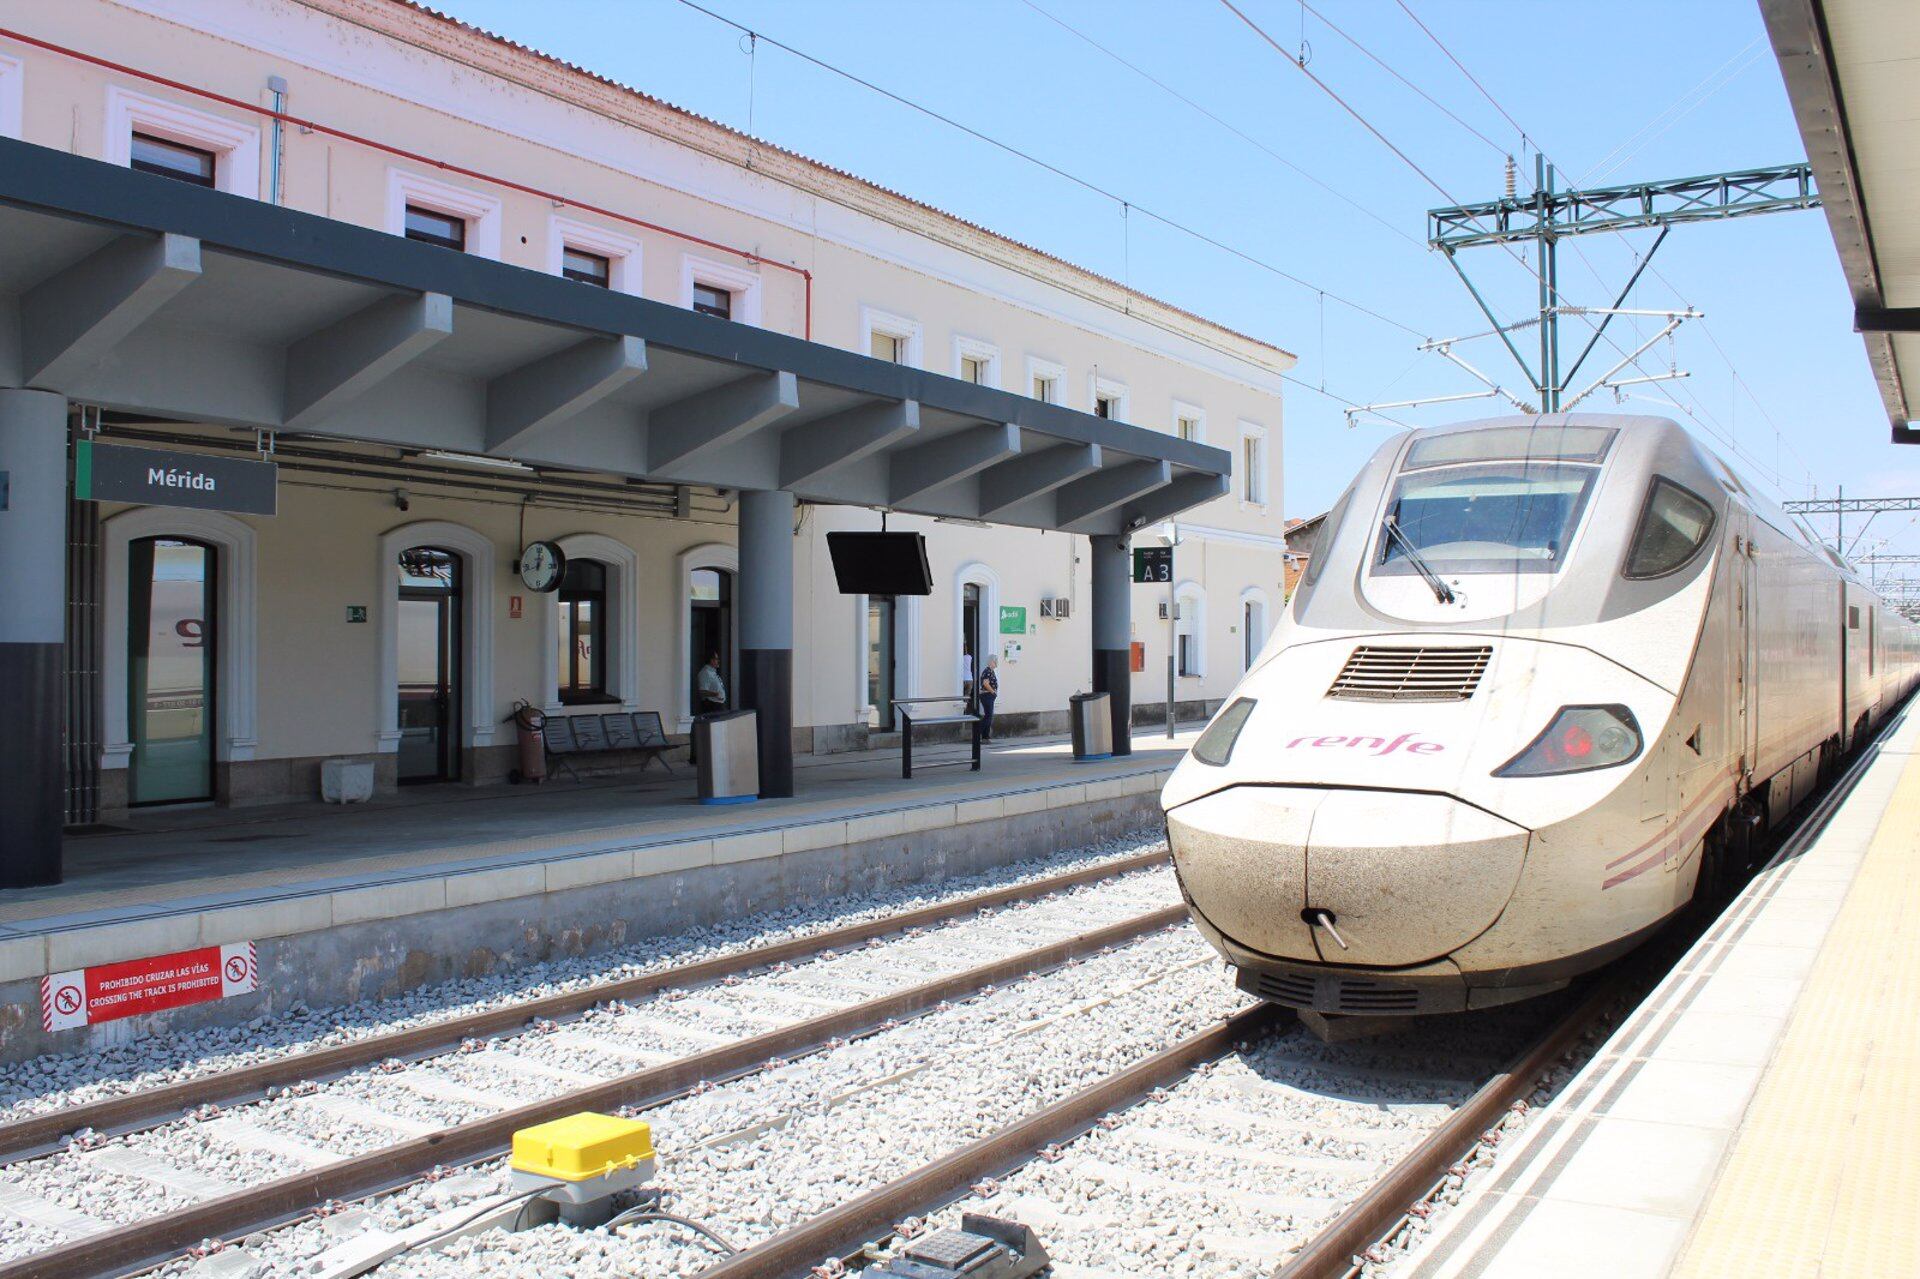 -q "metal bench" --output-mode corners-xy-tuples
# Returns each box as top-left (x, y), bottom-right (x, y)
(544, 710), (674, 781)
(892, 696), (982, 779)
